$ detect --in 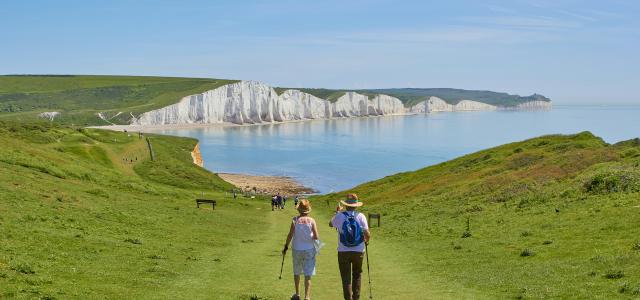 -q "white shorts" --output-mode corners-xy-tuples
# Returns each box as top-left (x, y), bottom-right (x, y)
(292, 248), (316, 276)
